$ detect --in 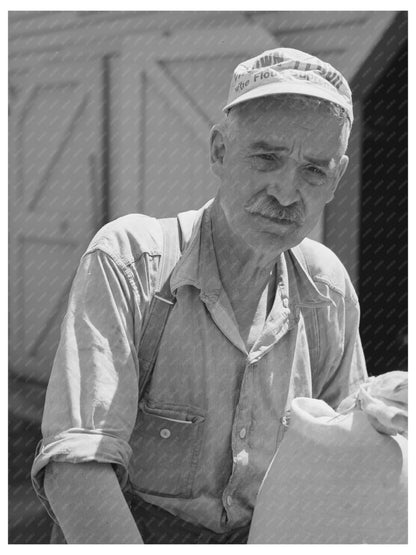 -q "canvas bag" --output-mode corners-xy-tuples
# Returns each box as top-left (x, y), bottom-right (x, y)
(248, 375), (408, 544)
